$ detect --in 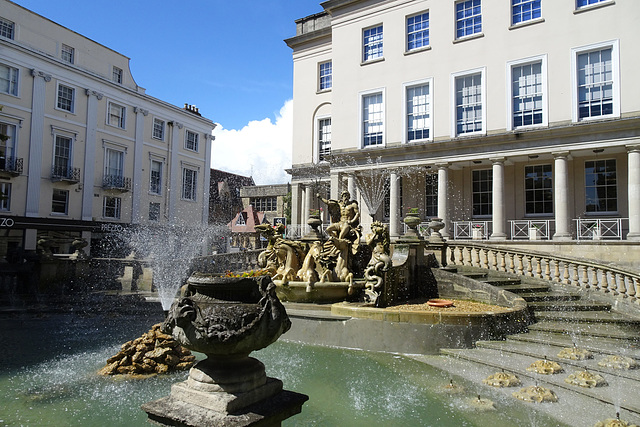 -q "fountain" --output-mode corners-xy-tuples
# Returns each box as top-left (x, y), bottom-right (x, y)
(141, 274), (308, 426)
